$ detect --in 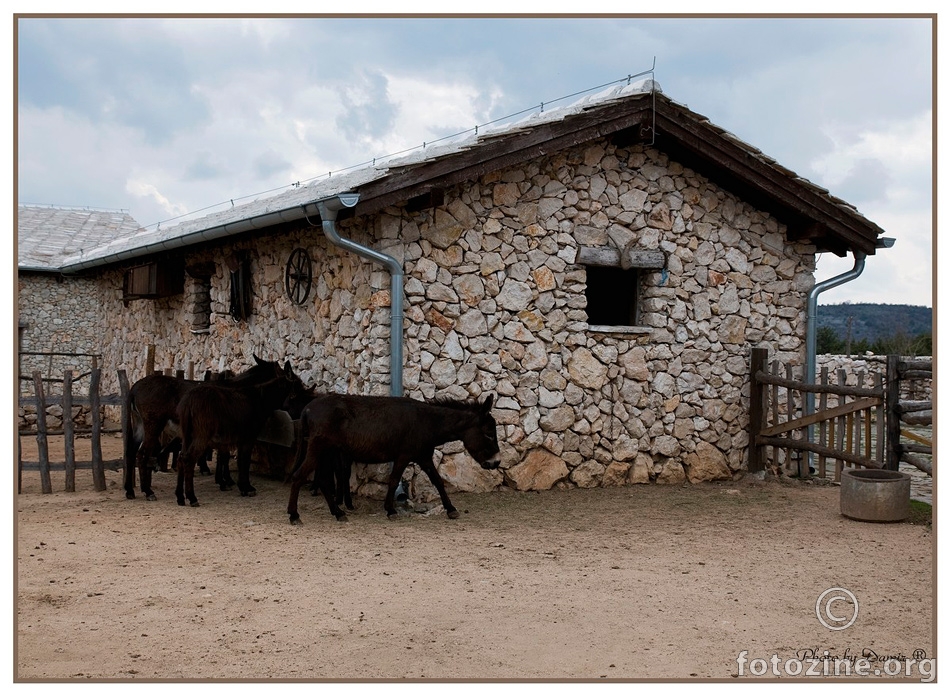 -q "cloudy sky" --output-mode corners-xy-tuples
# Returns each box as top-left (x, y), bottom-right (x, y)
(14, 11), (935, 307)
